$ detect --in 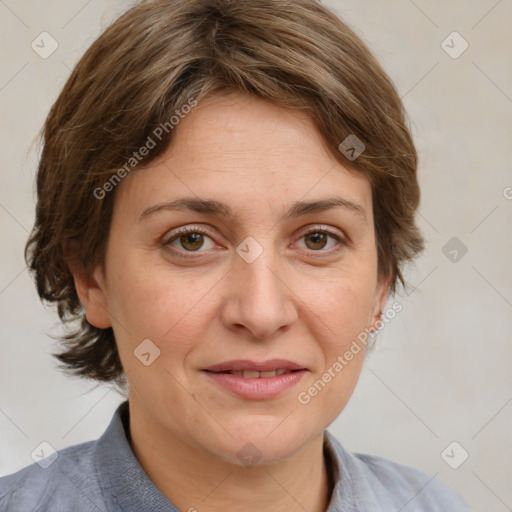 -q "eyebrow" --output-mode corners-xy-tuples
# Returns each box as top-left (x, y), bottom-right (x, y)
(139, 196), (367, 222)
